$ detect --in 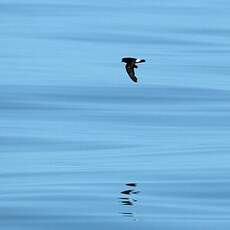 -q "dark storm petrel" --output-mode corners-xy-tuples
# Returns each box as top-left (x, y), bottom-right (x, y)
(121, 57), (145, 83)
